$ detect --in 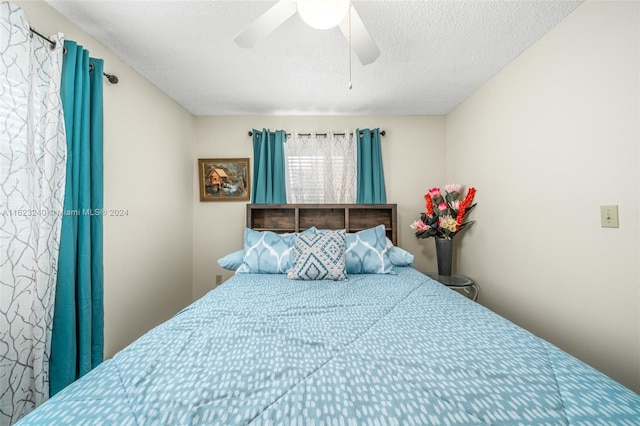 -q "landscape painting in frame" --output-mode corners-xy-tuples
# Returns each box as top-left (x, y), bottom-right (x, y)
(198, 158), (250, 202)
